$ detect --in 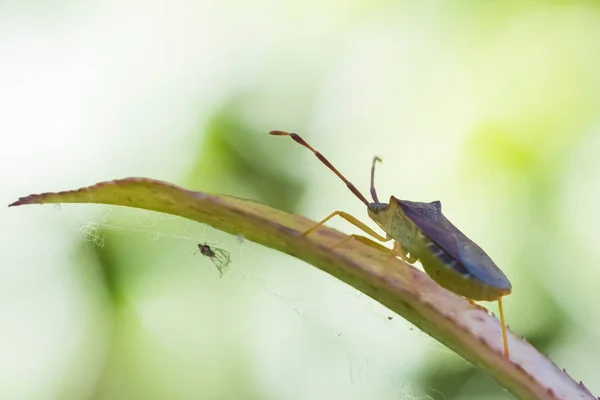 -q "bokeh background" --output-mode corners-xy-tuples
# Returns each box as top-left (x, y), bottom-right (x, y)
(2, 1), (600, 399)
